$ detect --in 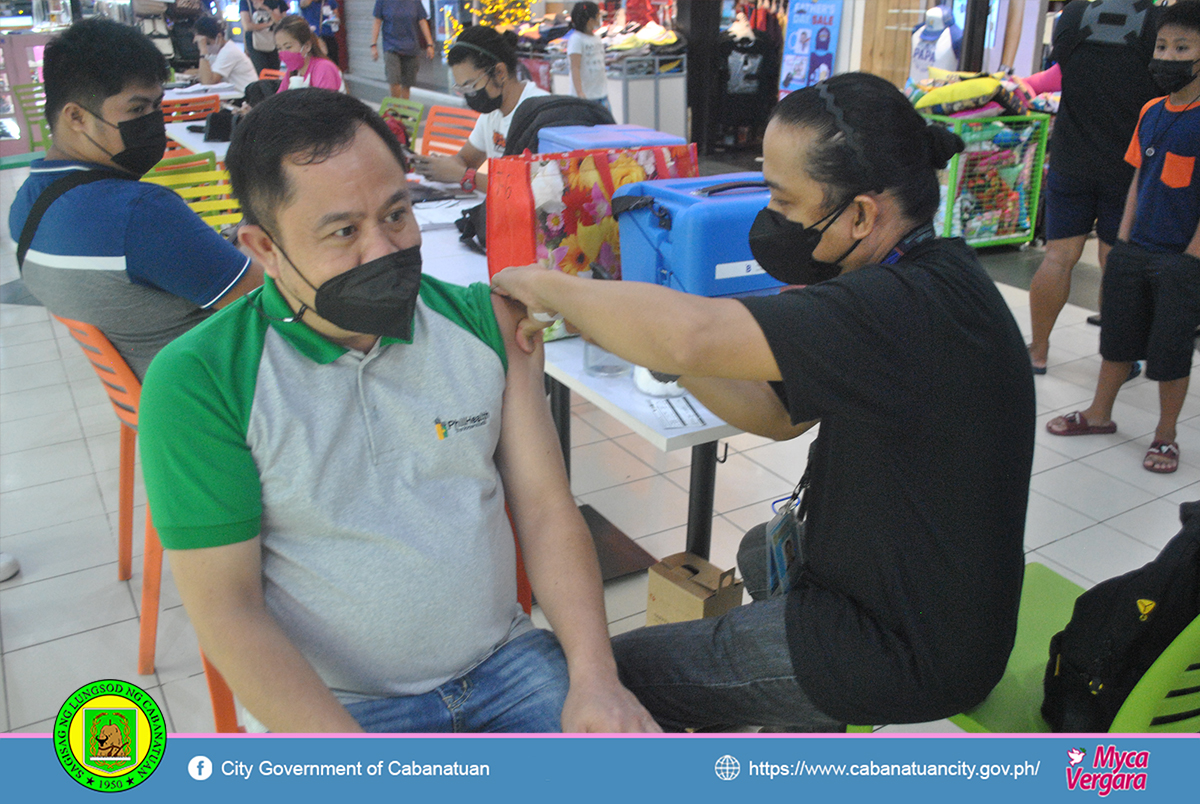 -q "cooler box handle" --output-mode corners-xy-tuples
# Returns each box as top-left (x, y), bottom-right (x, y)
(692, 181), (769, 197)
(612, 195), (673, 230)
